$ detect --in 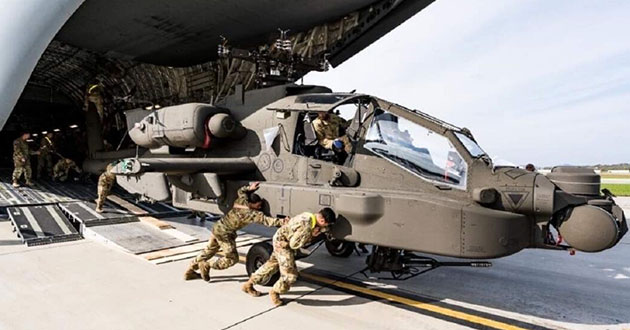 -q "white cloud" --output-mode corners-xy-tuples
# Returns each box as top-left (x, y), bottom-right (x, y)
(305, 0), (630, 166)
